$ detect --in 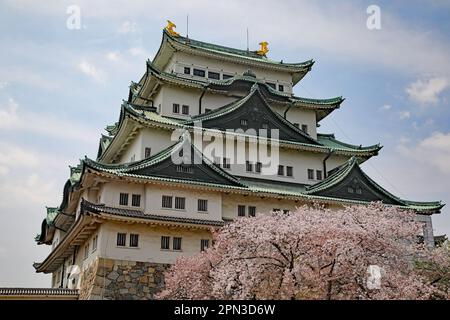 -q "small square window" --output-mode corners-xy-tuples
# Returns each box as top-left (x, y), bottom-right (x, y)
(198, 199), (208, 212)
(307, 169), (314, 180)
(162, 195), (173, 208)
(173, 103), (180, 114)
(240, 119), (248, 126)
(316, 170), (323, 181)
(248, 206), (256, 217)
(287, 166), (293, 177)
(238, 205), (246, 217)
(175, 197), (186, 210)
(278, 165), (284, 176)
(246, 161), (253, 172)
(161, 236), (170, 250)
(119, 193), (129, 206)
(129, 234), (139, 247)
(117, 233), (126, 247)
(200, 239), (210, 251)
(301, 124), (308, 134)
(208, 71), (220, 79)
(193, 68), (205, 77)
(278, 84), (284, 92)
(182, 105), (189, 115)
(173, 237), (182, 251)
(145, 147), (151, 158)
(131, 194), (141, 207)
(348, 187), (355, 193)
(184, 67), (191, 75)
